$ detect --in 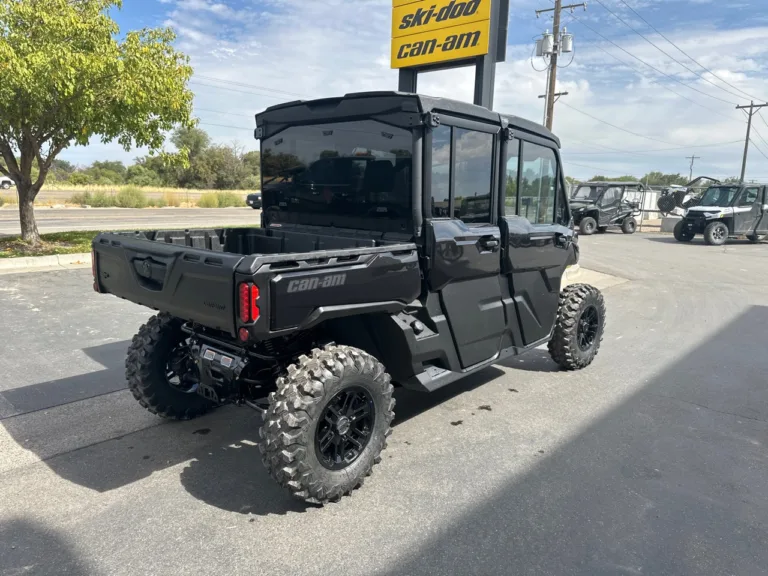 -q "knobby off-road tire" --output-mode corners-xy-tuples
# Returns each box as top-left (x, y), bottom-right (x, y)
(548, 284), (606, 371)
(125, 313), (213, 420)
(580, 217), (597, 236)
(259, 344), (395, 504)
(704, 221), (728, 246)
(622, 217), (637, 235)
